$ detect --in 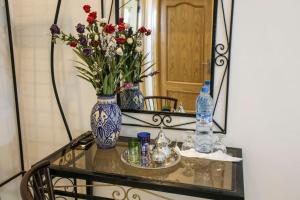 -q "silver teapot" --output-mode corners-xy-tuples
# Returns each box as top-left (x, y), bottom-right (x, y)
(153, 126), (172, 159)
